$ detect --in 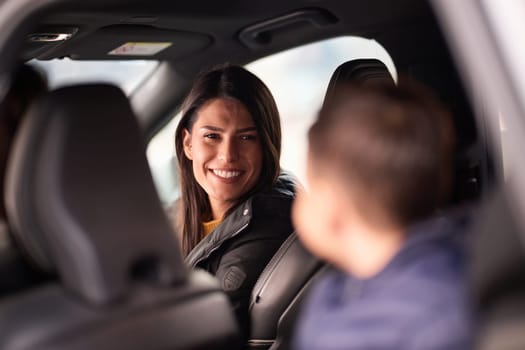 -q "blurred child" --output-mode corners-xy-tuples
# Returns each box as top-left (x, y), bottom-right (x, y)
(292, 83), (470, 349)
